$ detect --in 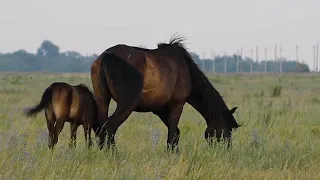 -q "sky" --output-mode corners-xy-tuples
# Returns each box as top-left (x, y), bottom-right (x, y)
(0, 0), (319, 69)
